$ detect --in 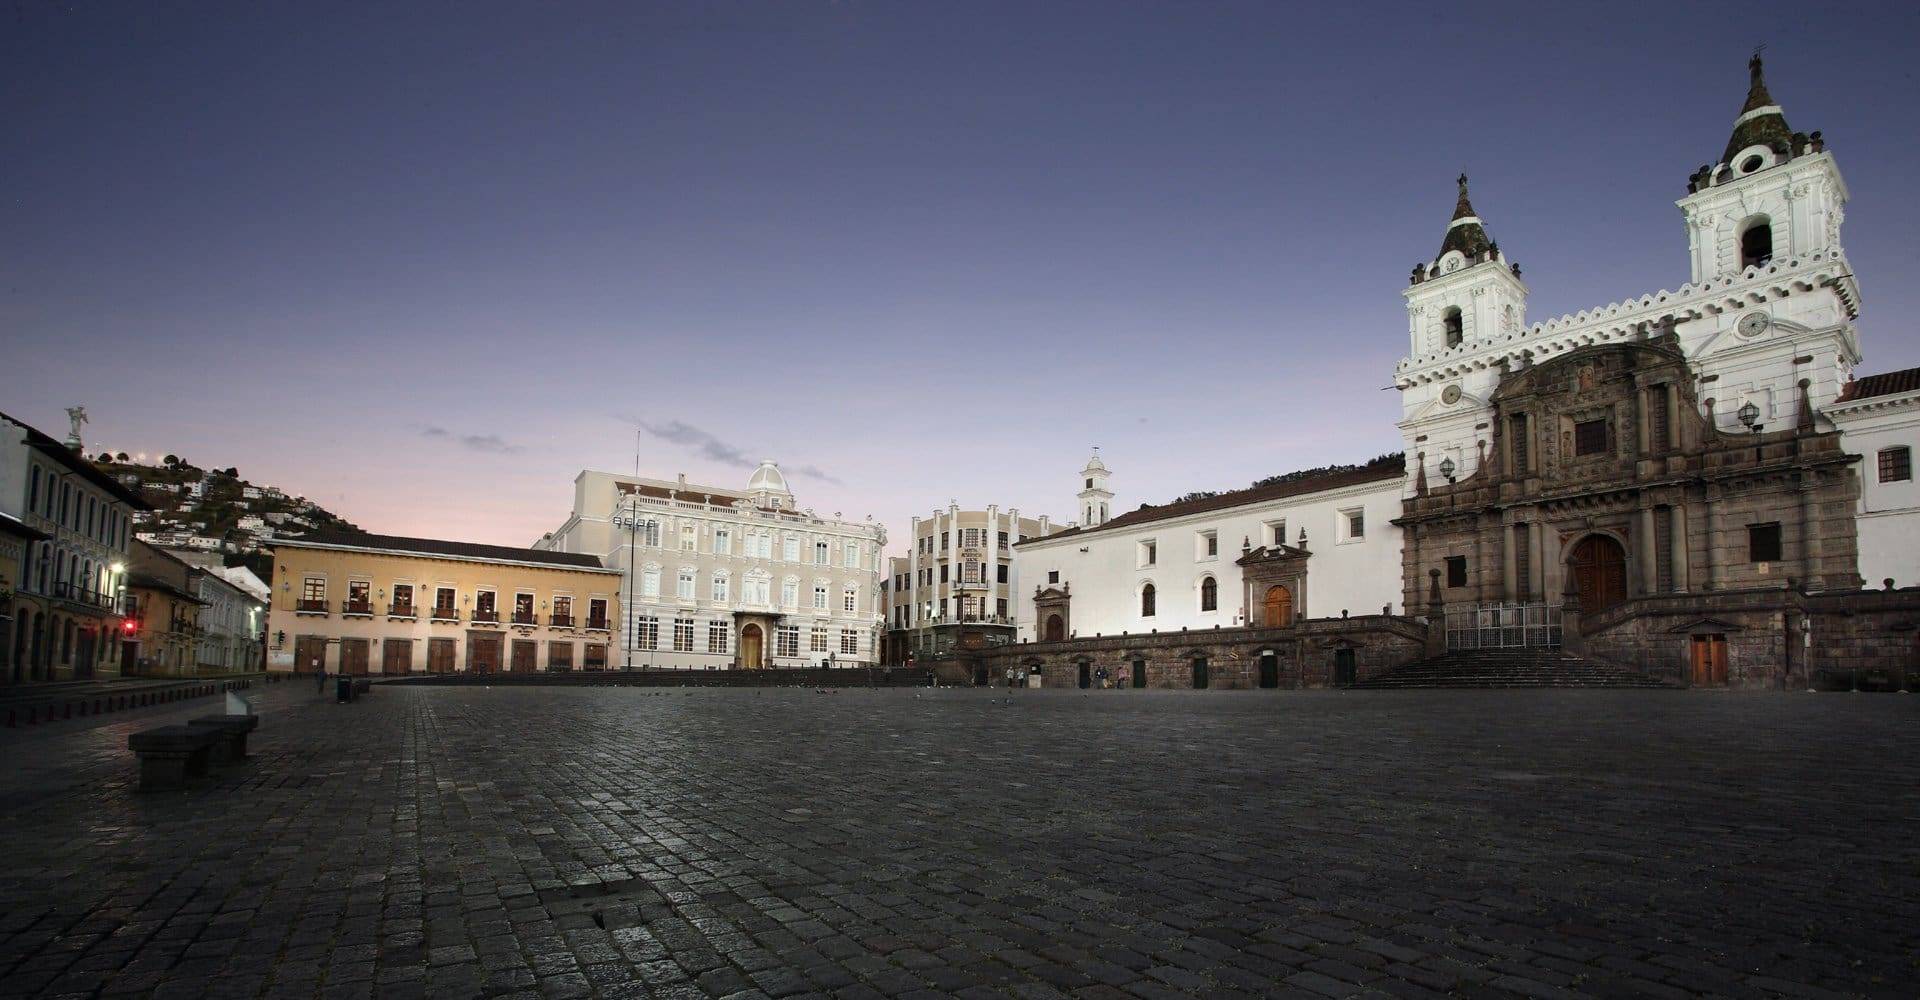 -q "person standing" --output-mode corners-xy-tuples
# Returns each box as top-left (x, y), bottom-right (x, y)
(315, 666), (327, 695)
